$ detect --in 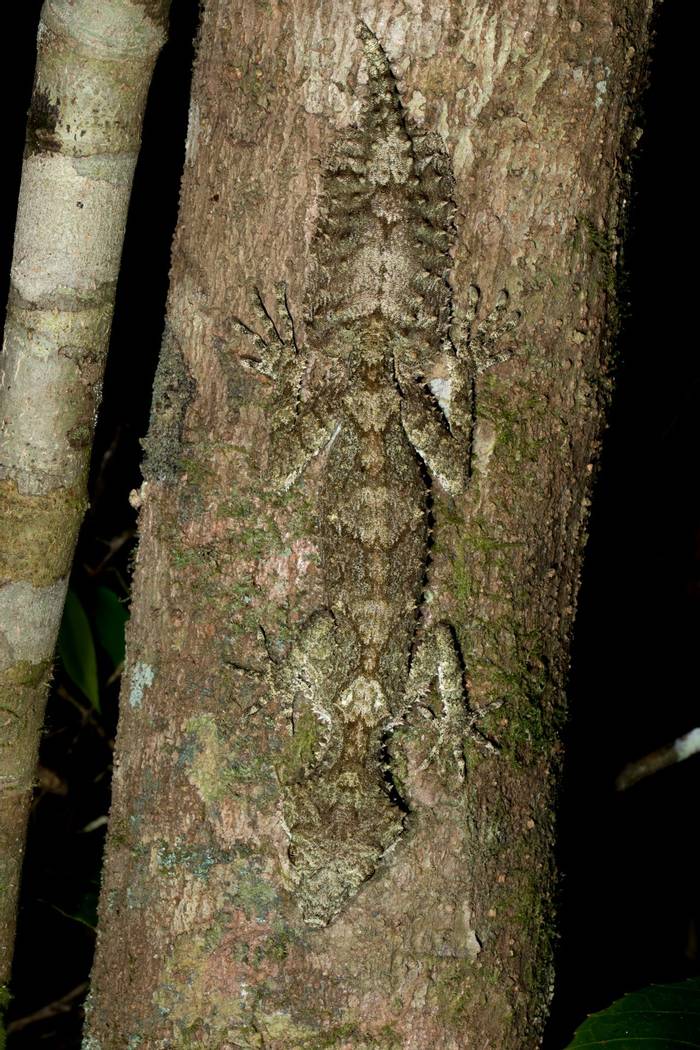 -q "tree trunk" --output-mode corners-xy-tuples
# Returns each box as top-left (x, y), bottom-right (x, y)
(85, 1), (652, 1046)
(0, 0), (170, 1003)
